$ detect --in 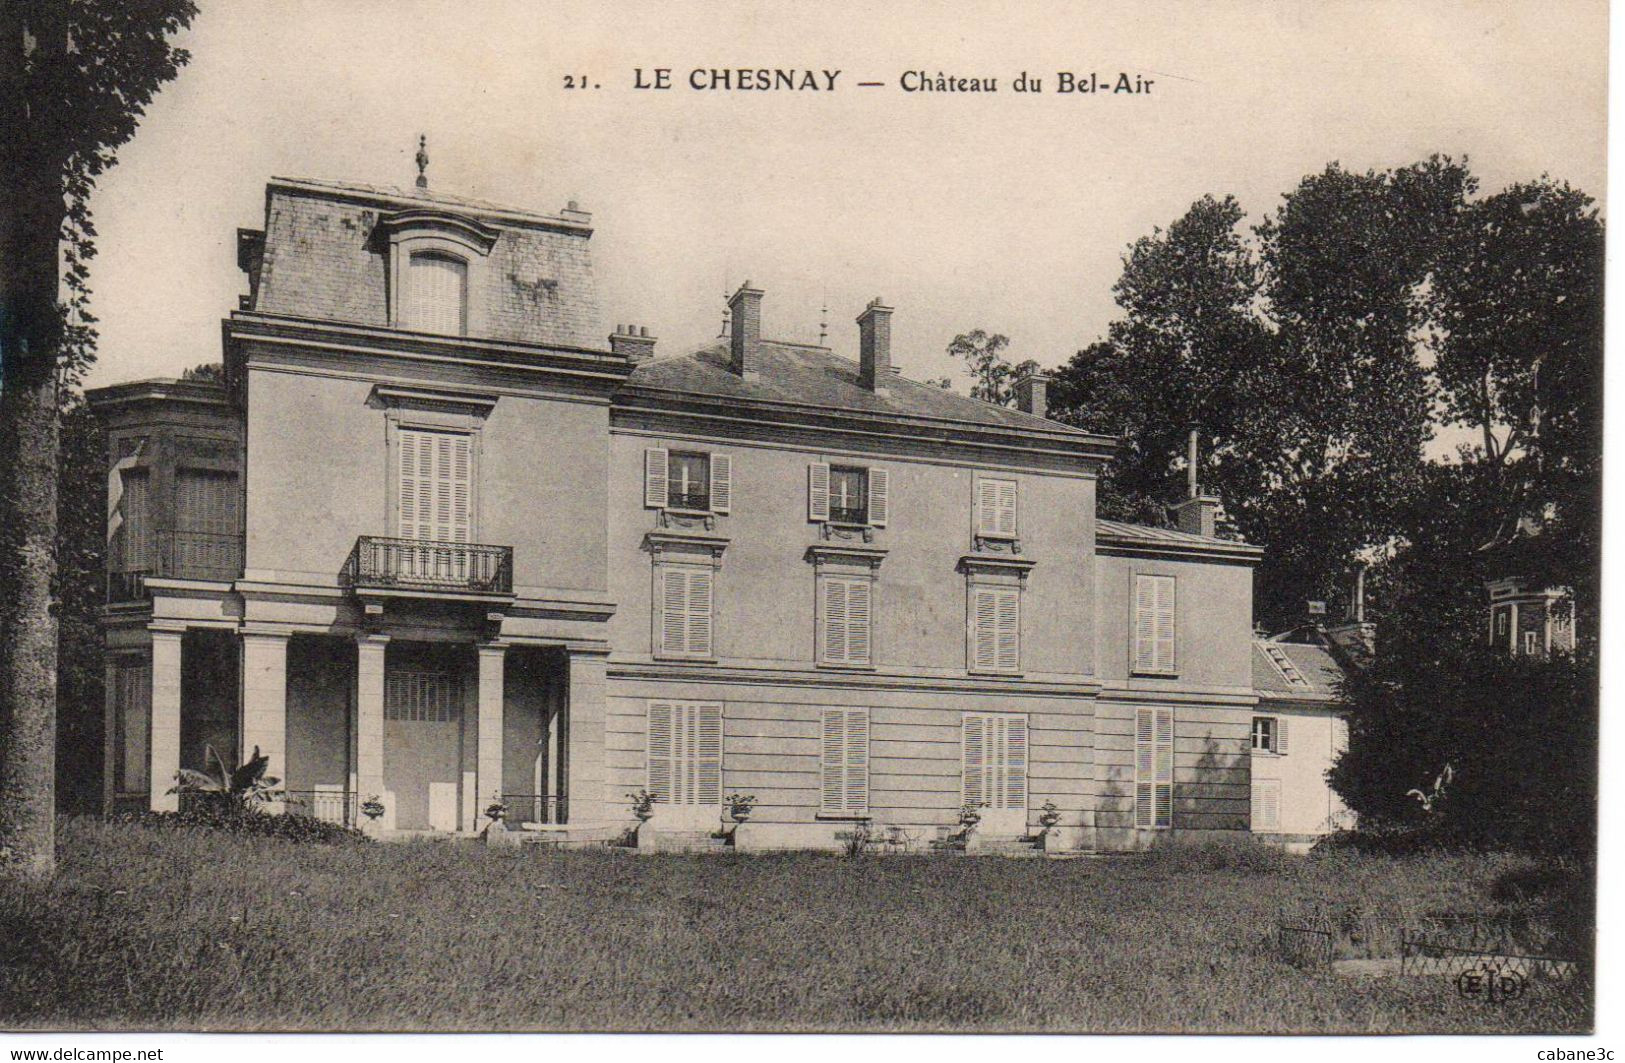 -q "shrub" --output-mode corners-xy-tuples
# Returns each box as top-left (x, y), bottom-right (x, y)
(109, 806), (368, 845)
